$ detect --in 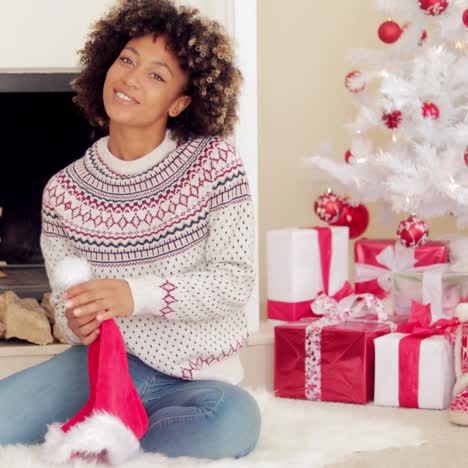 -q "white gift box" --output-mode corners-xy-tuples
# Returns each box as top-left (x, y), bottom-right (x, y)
(374, 333), (455, 409)
(266, 226), (349, 322)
